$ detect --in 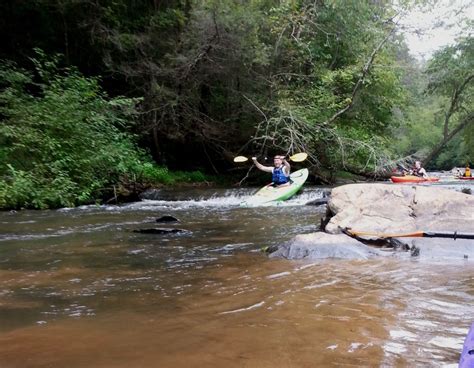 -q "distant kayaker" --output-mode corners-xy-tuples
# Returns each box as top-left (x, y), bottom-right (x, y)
(464, 164), (471, 177)
(410, 161), (428, 178)
(252, 155), (291, 186)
